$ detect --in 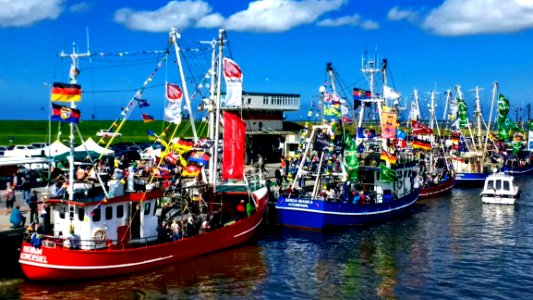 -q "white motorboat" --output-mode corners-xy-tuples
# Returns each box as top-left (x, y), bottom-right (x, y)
(480, 172), (520, 204)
